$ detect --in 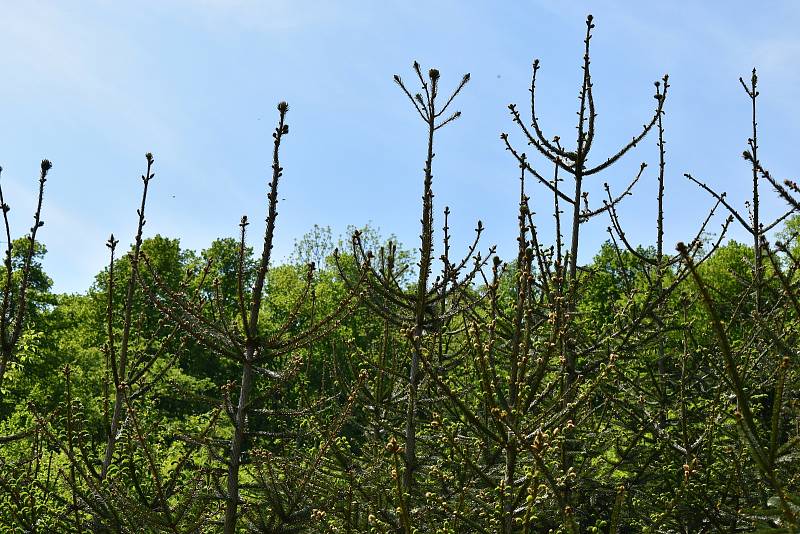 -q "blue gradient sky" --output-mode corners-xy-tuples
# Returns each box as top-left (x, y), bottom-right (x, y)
(1, 1), (798, 293)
